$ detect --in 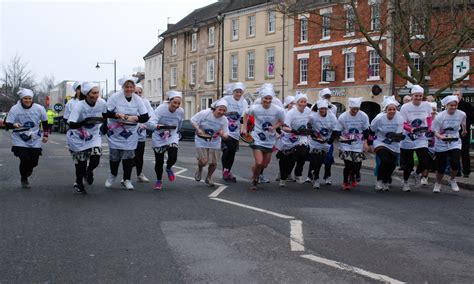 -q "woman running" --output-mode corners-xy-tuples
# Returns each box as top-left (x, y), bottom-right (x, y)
(318, 88), (337, 185)
(148, 91), (184, 190)
(66, 82), (107, 194)
(6, 88), (49, 188)
(432, 95), (466, 193)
